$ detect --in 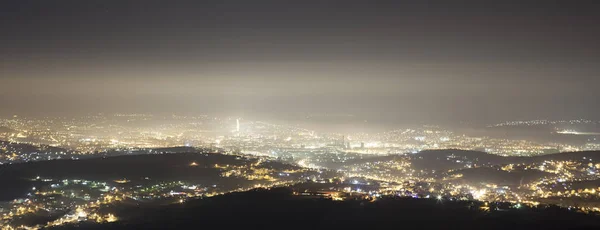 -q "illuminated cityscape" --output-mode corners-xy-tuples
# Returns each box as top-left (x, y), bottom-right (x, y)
(1, 115), (599, 161)
(1, 114), (600, 229)
(3, 1), (600, 229)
